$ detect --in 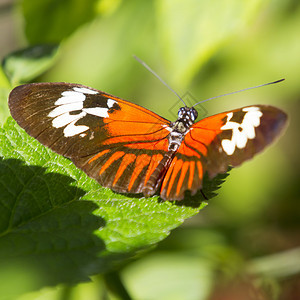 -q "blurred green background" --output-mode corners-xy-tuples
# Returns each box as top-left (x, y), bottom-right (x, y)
(0, 0), (299, 299)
